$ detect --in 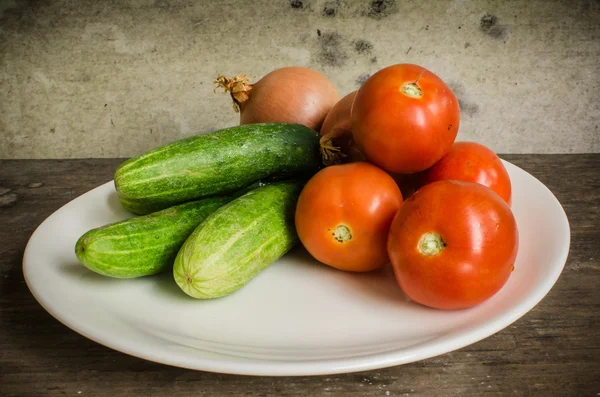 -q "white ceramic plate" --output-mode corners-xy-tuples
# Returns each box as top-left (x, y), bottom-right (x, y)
(23, 160), (570, 376)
